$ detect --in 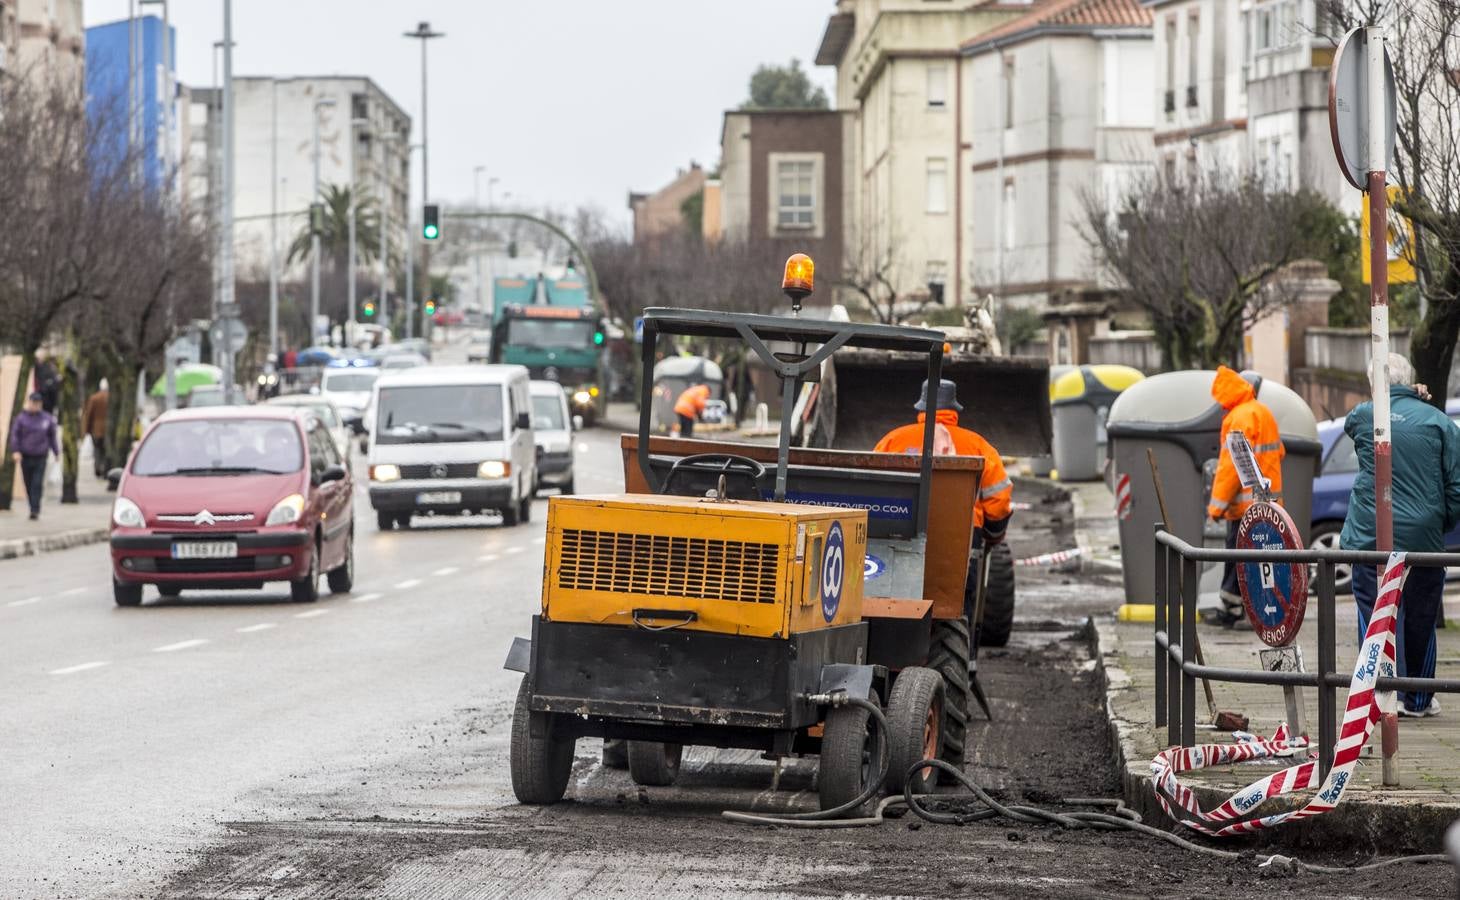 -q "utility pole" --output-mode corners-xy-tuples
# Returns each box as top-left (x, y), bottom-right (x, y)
(347, 196), (357, 348)
(404, 21), (443, 342)
(1365, 27), (1393, 553)
(269, 79), (279, 359)
(127, 0), (136, 182)
(474, 165), (486, 311)
(311, 97), (336, 346)
(219, 0), (236, 399)
(378, 133), (396, 330)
